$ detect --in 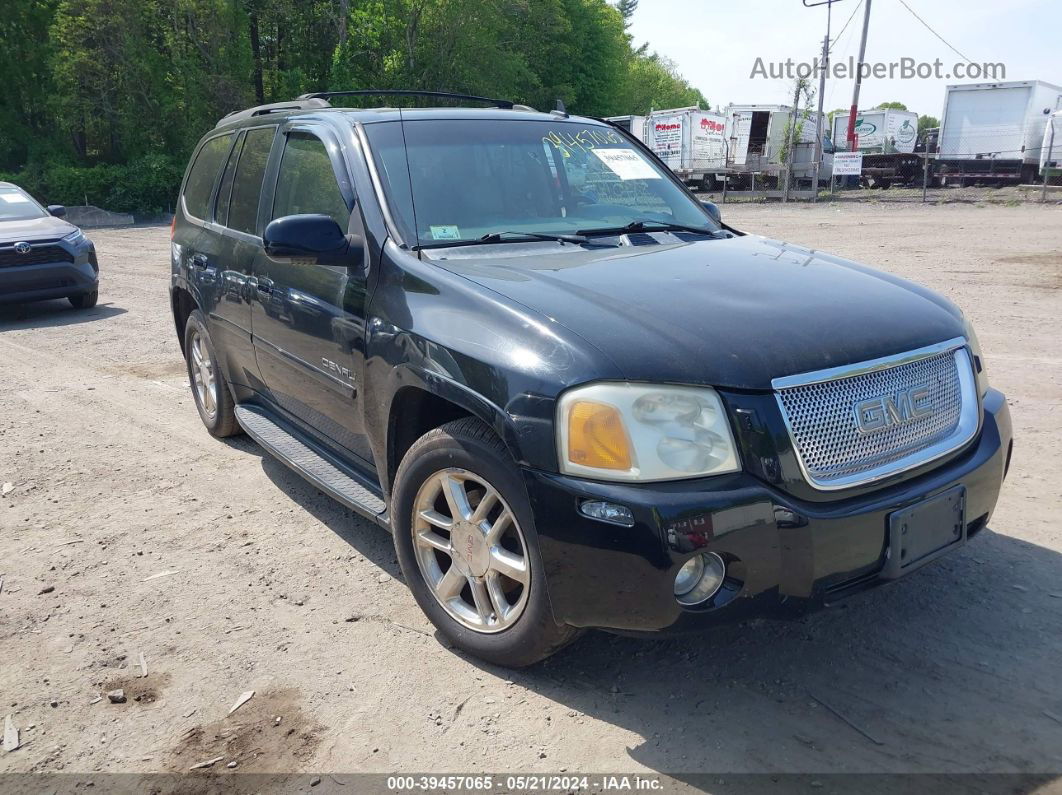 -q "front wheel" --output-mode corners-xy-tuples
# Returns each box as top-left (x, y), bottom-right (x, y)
(392, 417), (580, 667)
(69, 290), (98, 309)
